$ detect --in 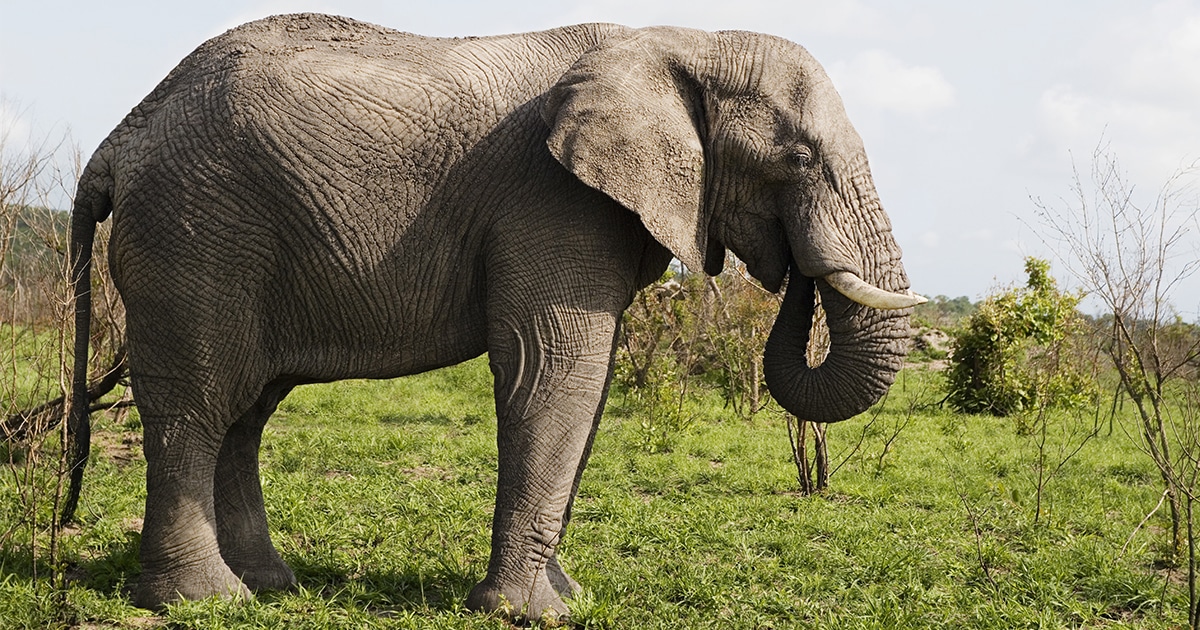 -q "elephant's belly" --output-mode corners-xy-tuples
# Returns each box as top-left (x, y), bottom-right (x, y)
(268, 287), (490, 383)
(263, 255), (489, 383)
